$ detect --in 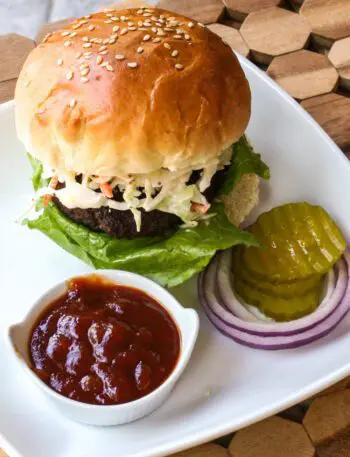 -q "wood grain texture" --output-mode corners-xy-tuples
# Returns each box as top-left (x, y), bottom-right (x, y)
(240, 7), (310, 65)
(303, 390), (350, 457)
(267, 49), (339, 100)
(159, 0), (225, 24)
(300, 0), (350, 43)
(228, 416), (315, 457)
(172, 443), (229, 456)
(0, 34), (35, 83)
(223, 0), (282, 21)
(207, 23), (249, 56)
(301, 93), (350, 156)
(35, 18), (75, 44)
